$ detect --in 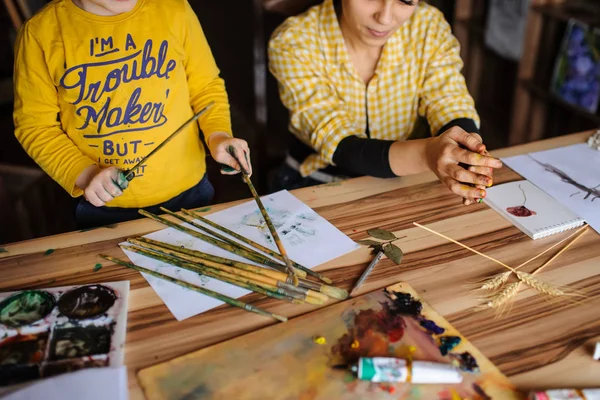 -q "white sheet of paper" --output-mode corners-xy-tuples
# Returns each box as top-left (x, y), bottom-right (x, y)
(502, 143), (600, 233)
(3, 367), (128, 400)
(122, 190), (359, 321)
